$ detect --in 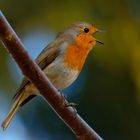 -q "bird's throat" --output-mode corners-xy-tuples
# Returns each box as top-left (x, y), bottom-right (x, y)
(63, 33), (94, 71)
